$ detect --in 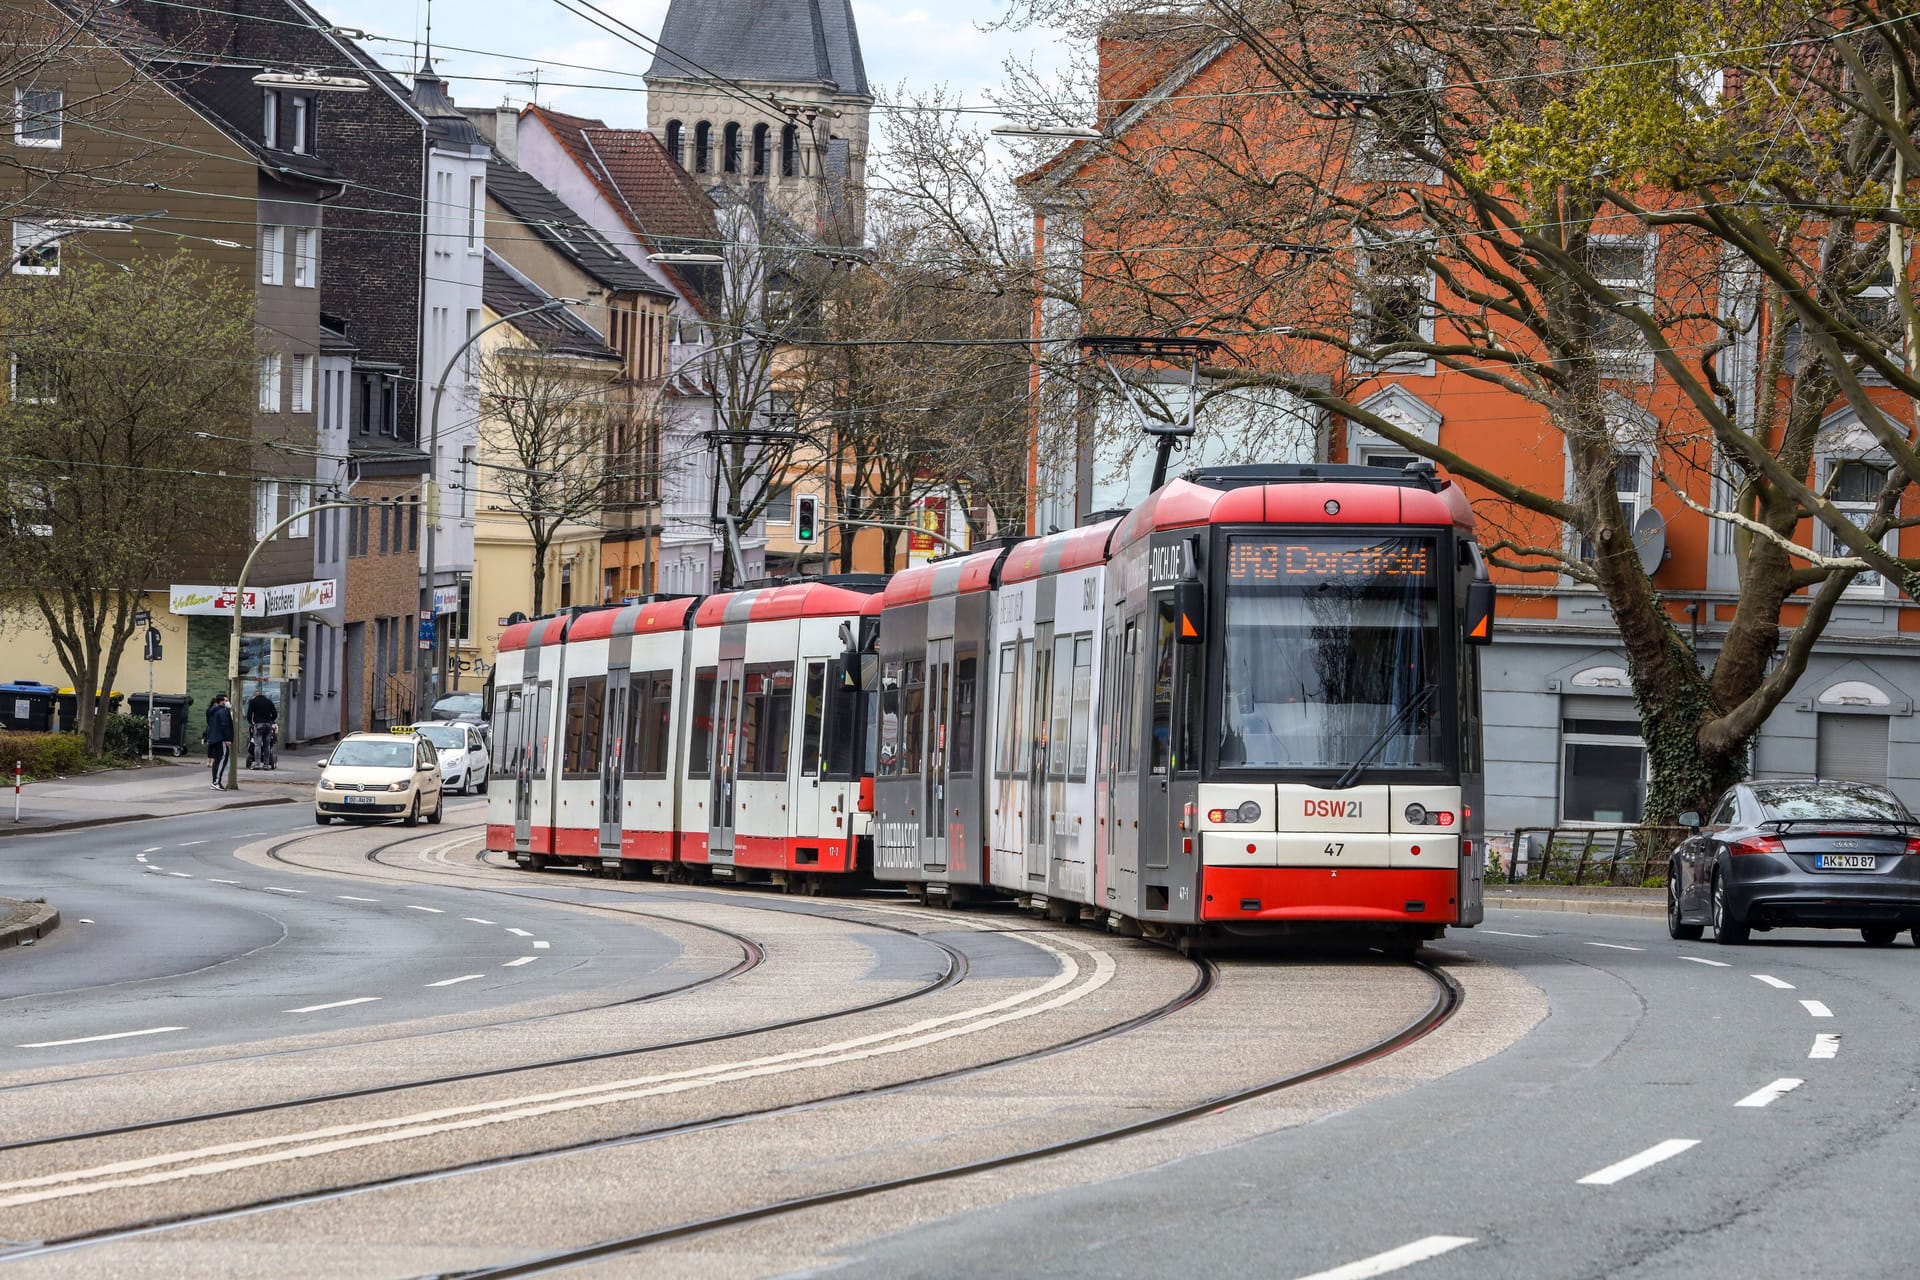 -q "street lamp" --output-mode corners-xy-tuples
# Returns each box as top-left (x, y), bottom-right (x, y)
(419, 296), (588, 710)
(990, 123), (1104, 140)
(647, 252), (724, 265)
(252, 69), (369, 92)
